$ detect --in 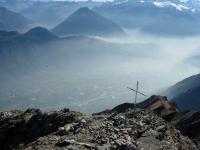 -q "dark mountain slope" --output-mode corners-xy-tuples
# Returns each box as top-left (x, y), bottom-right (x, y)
(166, 73), (200, 99)
(0, 7), (33, 32)
(52, 7), (125, 37)
(24, 27), (57, 42)
(20, 1), (103, 28)
(0, 27), (57, 46)
(0, 27), (57, 76)
(172, 86), (200, 111)
(164, 73), (200, 111)
(173, 110), (200, 148)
